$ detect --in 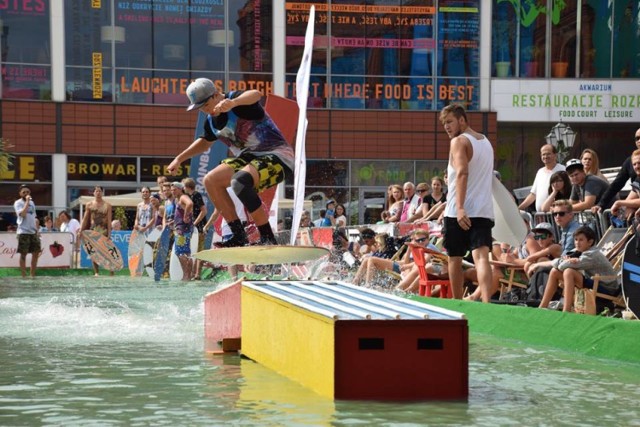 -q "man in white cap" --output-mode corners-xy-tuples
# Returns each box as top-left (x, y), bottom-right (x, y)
(167, 78), (294, 246)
